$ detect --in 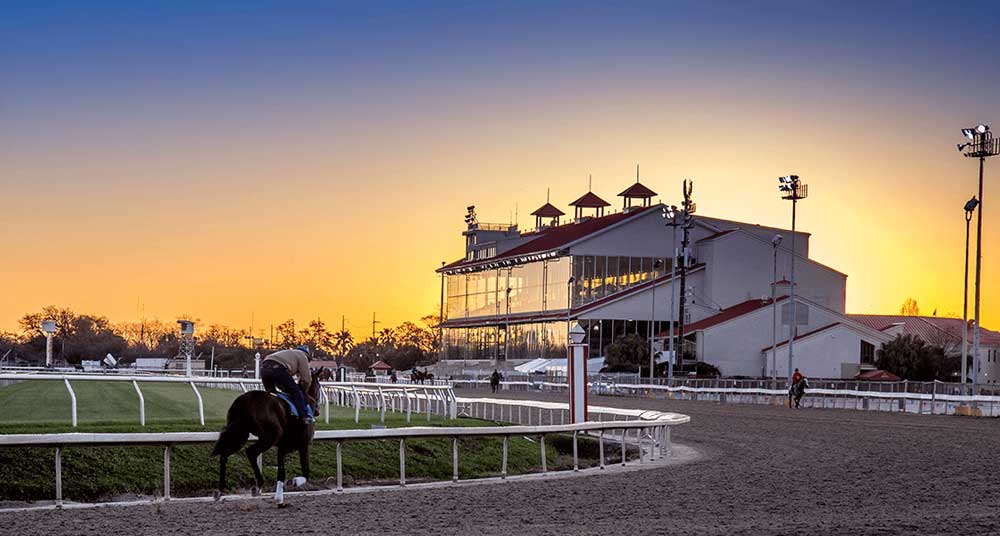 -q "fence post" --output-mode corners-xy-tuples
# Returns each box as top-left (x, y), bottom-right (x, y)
(190, 382), (205, 426)
(599, 429), (605, 469)
(163, 445), (171, 500)
(377, 387), (386, 424)
(540, 434), (547, 473)
(424, 389), (431, 421)
(55, 447), (63, 508)
(399, 439), (406, 487)
(352, 386), (360, 424)
(452, 437), (459, 482)
(132, 380), (146, 427)
(64, 379), (77, 427)
(336, 442), (343, 492)
(406, 390), (412, 423)
(501, 435), (508, 480)
(621, 428), (626, 466)
(572, 430), (579, 472)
